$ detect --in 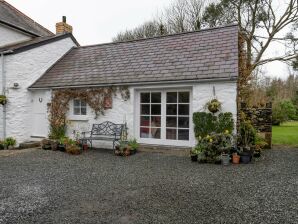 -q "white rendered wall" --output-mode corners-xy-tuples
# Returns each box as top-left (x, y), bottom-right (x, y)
(0, 24), (32, 47)
(1, 37), (76, 144)
(65, 81), (238, 149)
